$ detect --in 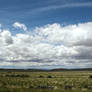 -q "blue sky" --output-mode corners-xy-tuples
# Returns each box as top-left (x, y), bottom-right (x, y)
(0, 0), (92, 69)
(0, 0), (92, 29)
